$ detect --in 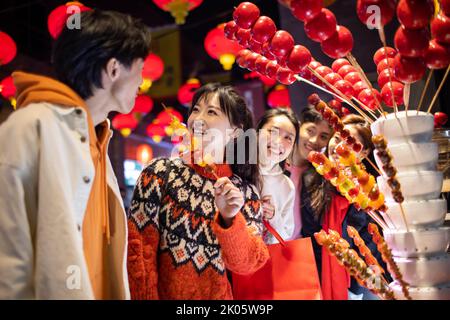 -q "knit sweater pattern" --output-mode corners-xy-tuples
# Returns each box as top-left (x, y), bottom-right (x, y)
(127, 158), (269, 300)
